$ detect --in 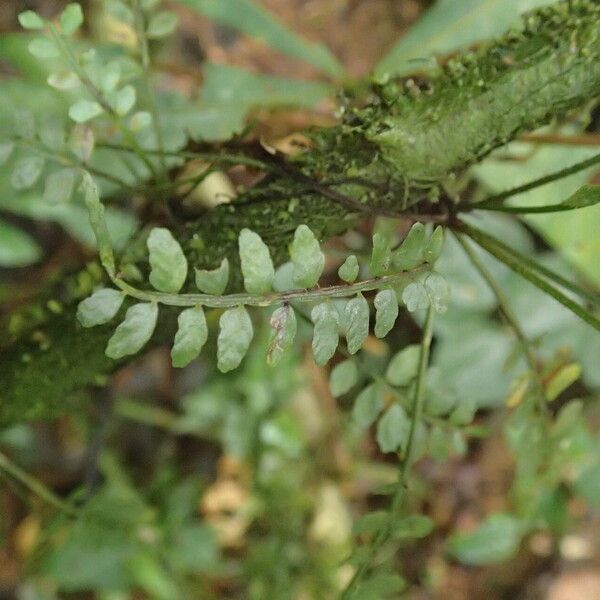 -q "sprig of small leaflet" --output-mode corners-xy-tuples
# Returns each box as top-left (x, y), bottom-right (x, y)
(77, 171), (450, 371)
